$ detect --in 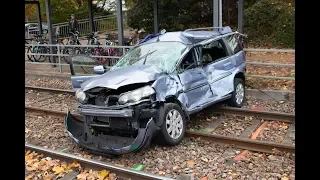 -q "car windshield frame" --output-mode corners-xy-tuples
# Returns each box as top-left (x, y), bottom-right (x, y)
(111, 41), (188, 73)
